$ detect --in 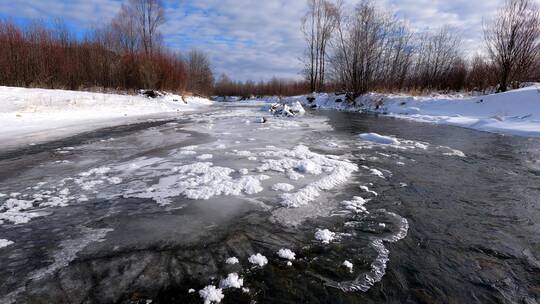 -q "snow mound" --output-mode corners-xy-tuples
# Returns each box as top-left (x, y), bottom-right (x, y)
(199, 285), (224, 304)
(219, 273), (244, 289)
(0, 239), (14, 248)
(315, 228), (336, 244)
(0, 86), (213, 148)
(248, 253), (268, 267)
(297, 85), (540, 138)
(343, 260), (354, 273)
(277, 248), (296, 260)
(225, 257), (239, 265)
